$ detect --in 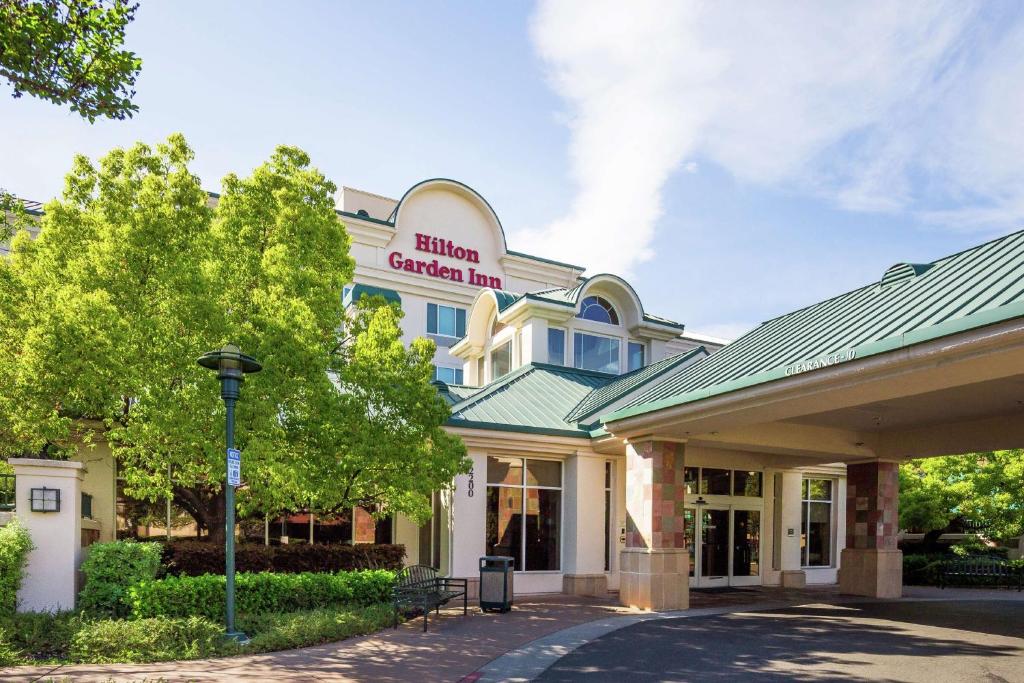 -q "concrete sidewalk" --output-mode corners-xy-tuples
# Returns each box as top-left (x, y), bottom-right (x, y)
(7, 586), (1016, 683)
